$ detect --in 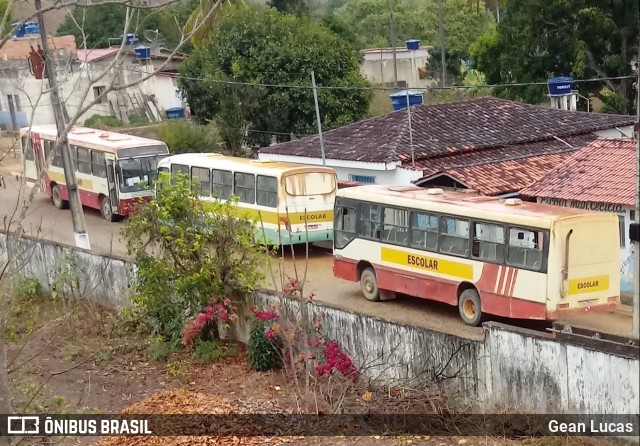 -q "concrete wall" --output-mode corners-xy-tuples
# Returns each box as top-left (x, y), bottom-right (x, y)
(1, 230), (638, 415)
